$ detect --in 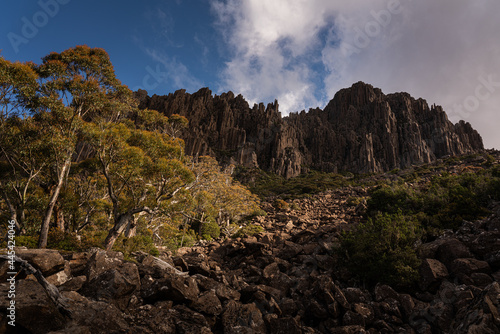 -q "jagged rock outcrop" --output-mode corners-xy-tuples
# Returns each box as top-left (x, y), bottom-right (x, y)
(136, 82), (483, 177)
